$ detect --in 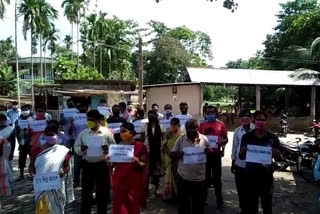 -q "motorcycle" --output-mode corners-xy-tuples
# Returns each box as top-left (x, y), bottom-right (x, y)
(278, 114), (289, 137)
